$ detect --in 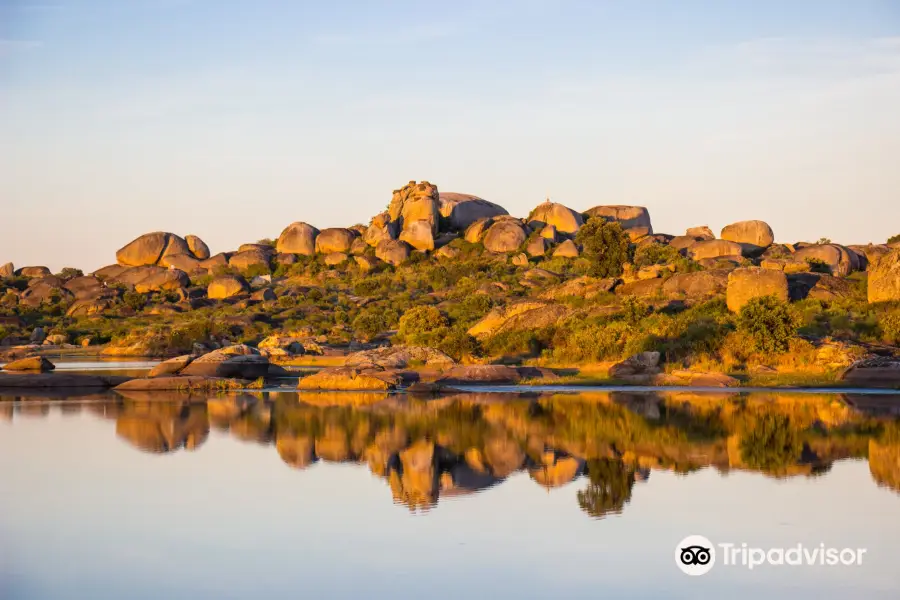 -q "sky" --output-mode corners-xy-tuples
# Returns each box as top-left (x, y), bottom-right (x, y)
(1, 0), (899, 272)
